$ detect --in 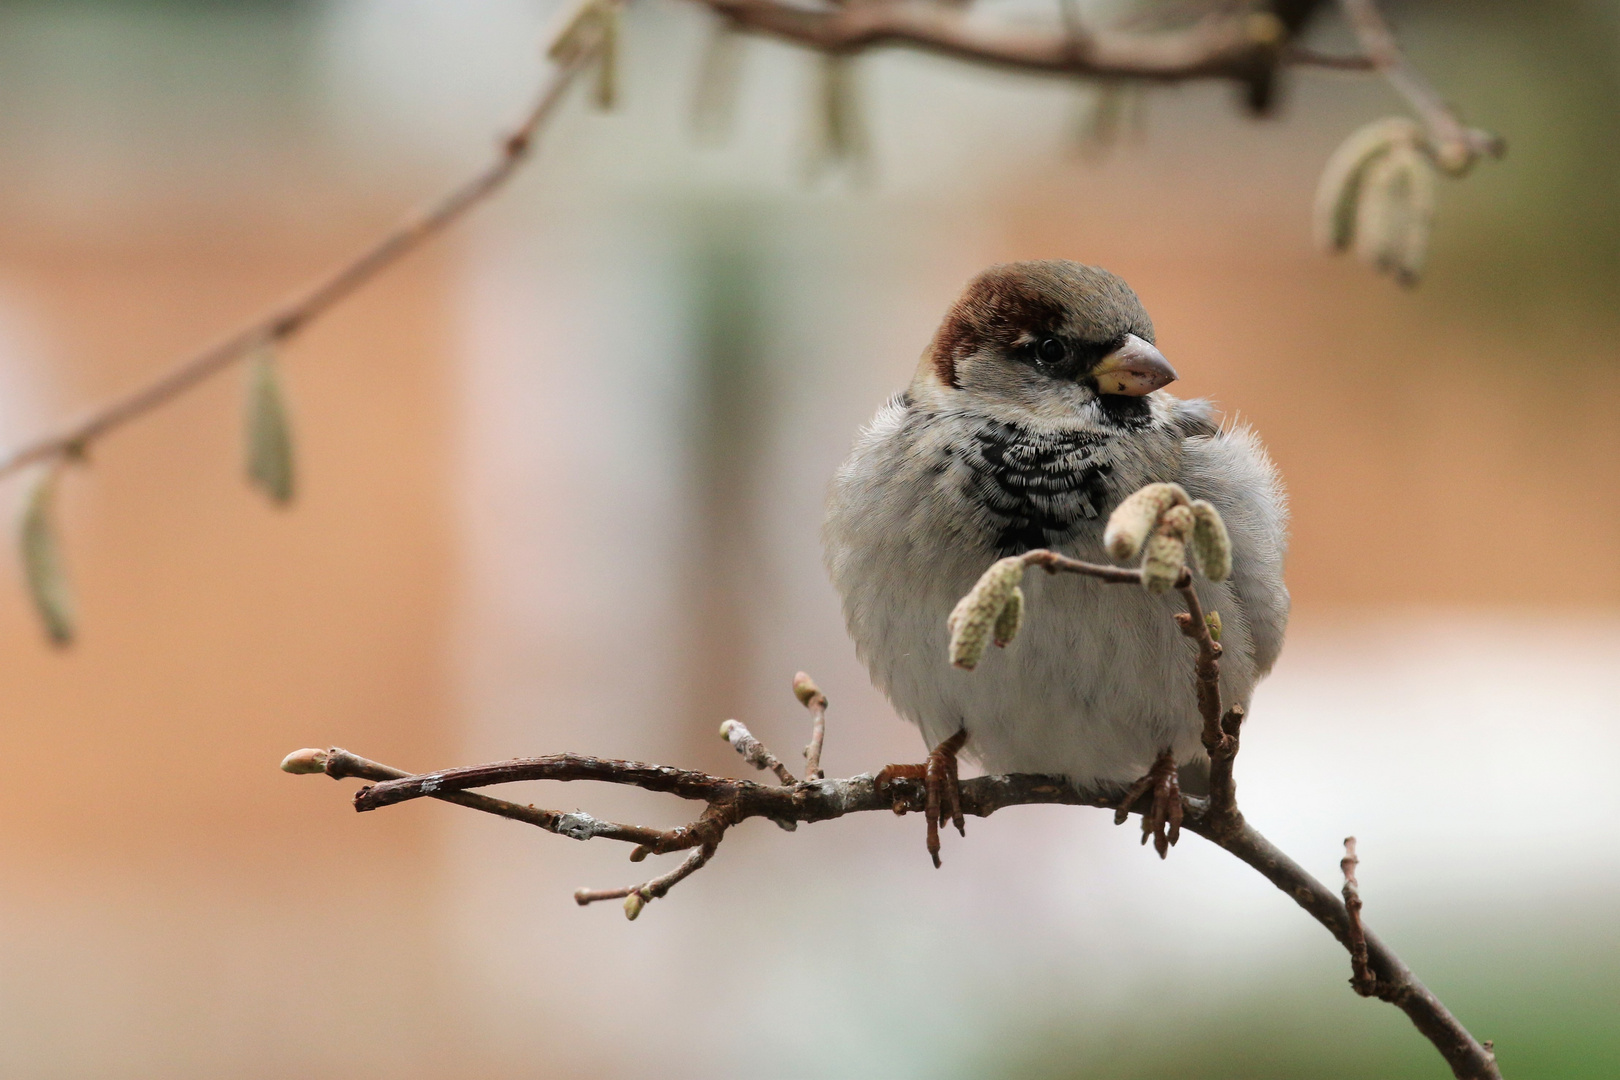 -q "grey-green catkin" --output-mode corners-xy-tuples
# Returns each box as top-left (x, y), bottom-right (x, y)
(593, 2), (618, 110)
(19, 467), (74, 646)
(948, 556), (1026, 670)
(245, 345), (296, 505)
(1072, 80), (1143, 159)
(1141, 503), (1194, 594)
(690, 20), (744, 142)
(993, 586), (1024, 649)
(1355, 143), (1436, 286)
(1188, 499), (1232, 582)
(807, 53), (869, 180)
(1104, 482), (1188, 561)
(546, 0), (617, 108)
(1312, 117), (1425, 254)
(547, 0), (603, 64)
